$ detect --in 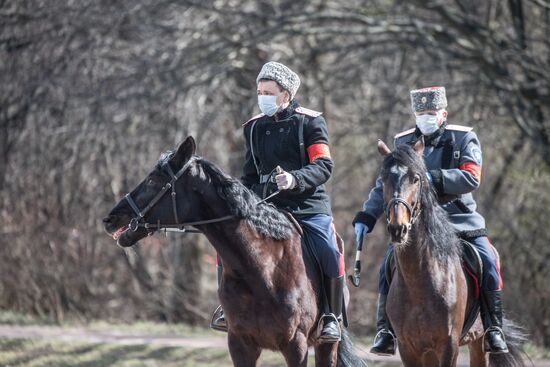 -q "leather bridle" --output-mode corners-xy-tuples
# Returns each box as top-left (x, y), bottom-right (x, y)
(124, 157), (234, 234)
(385, 173), (422, 233)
